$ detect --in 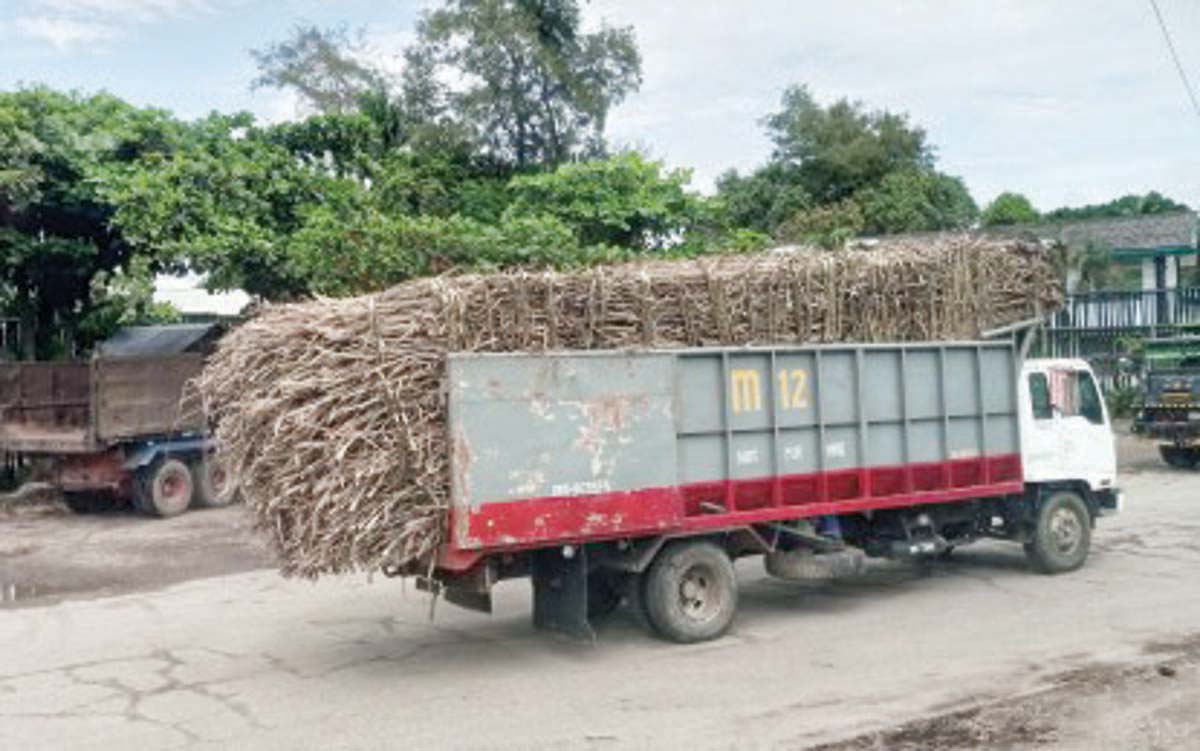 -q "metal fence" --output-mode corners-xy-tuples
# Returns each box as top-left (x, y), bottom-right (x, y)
(1038, 287), (1200, 393)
